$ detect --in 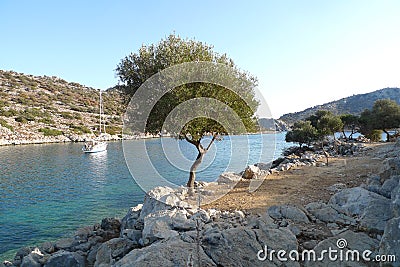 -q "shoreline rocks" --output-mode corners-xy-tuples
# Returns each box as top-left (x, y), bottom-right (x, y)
(3, 140), (400, 266)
